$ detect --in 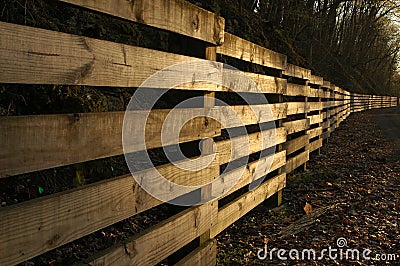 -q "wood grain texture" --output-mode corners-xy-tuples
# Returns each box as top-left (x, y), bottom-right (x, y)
(287, 102), (309, 115)
(0, 155), (217, 265)
(309, 75), (324, 86)
(176, 72), (287, 94)
(283, 119), (310, 135)
(216, 33), (287, 70)
(175, 239), (217, 266)
(285, 150), (309, 173)
(216, 127), (286, 165)
(307, 127), (323, 139)
(307, 88), (328, 98)
(89, 203), (217, 266)
(0, 22), (202, 86)
(245, 73), (287, 94)
(283, 64), (311, 80)
(60, 0), (224, 45)
(282, 135), (309, 155)
(308, 114), (323, 125)
(212, 150), (286, 199)
(322, 80), (331, 89)
(307, 139), (323, 153)
(210, 173), (286, 238)
(0, 109), (219, 177)
(285, 84), (310, 97)
(210, 103), (287, 128)
(308, 102), (323, 112)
